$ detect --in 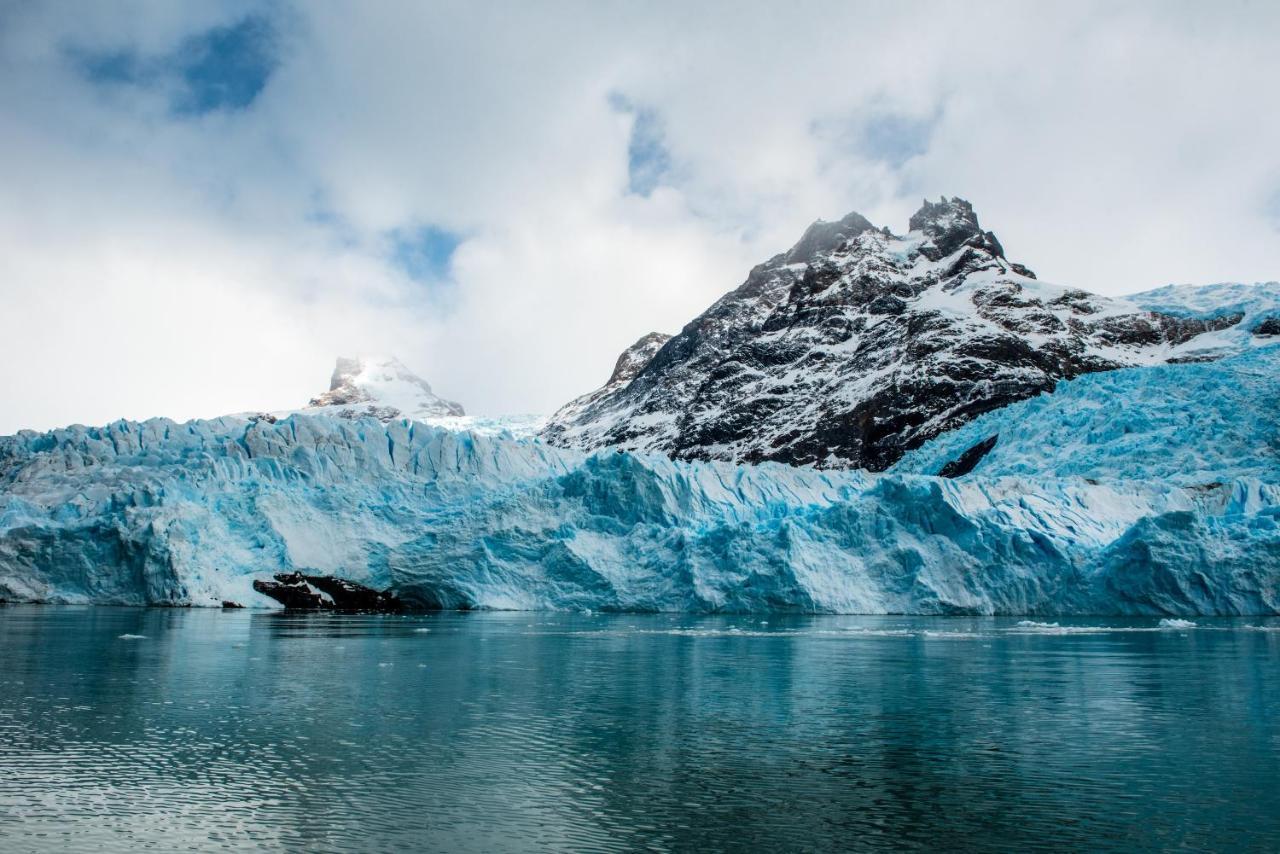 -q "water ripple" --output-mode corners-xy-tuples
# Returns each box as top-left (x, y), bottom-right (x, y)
(1, 608), (1278, 852)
